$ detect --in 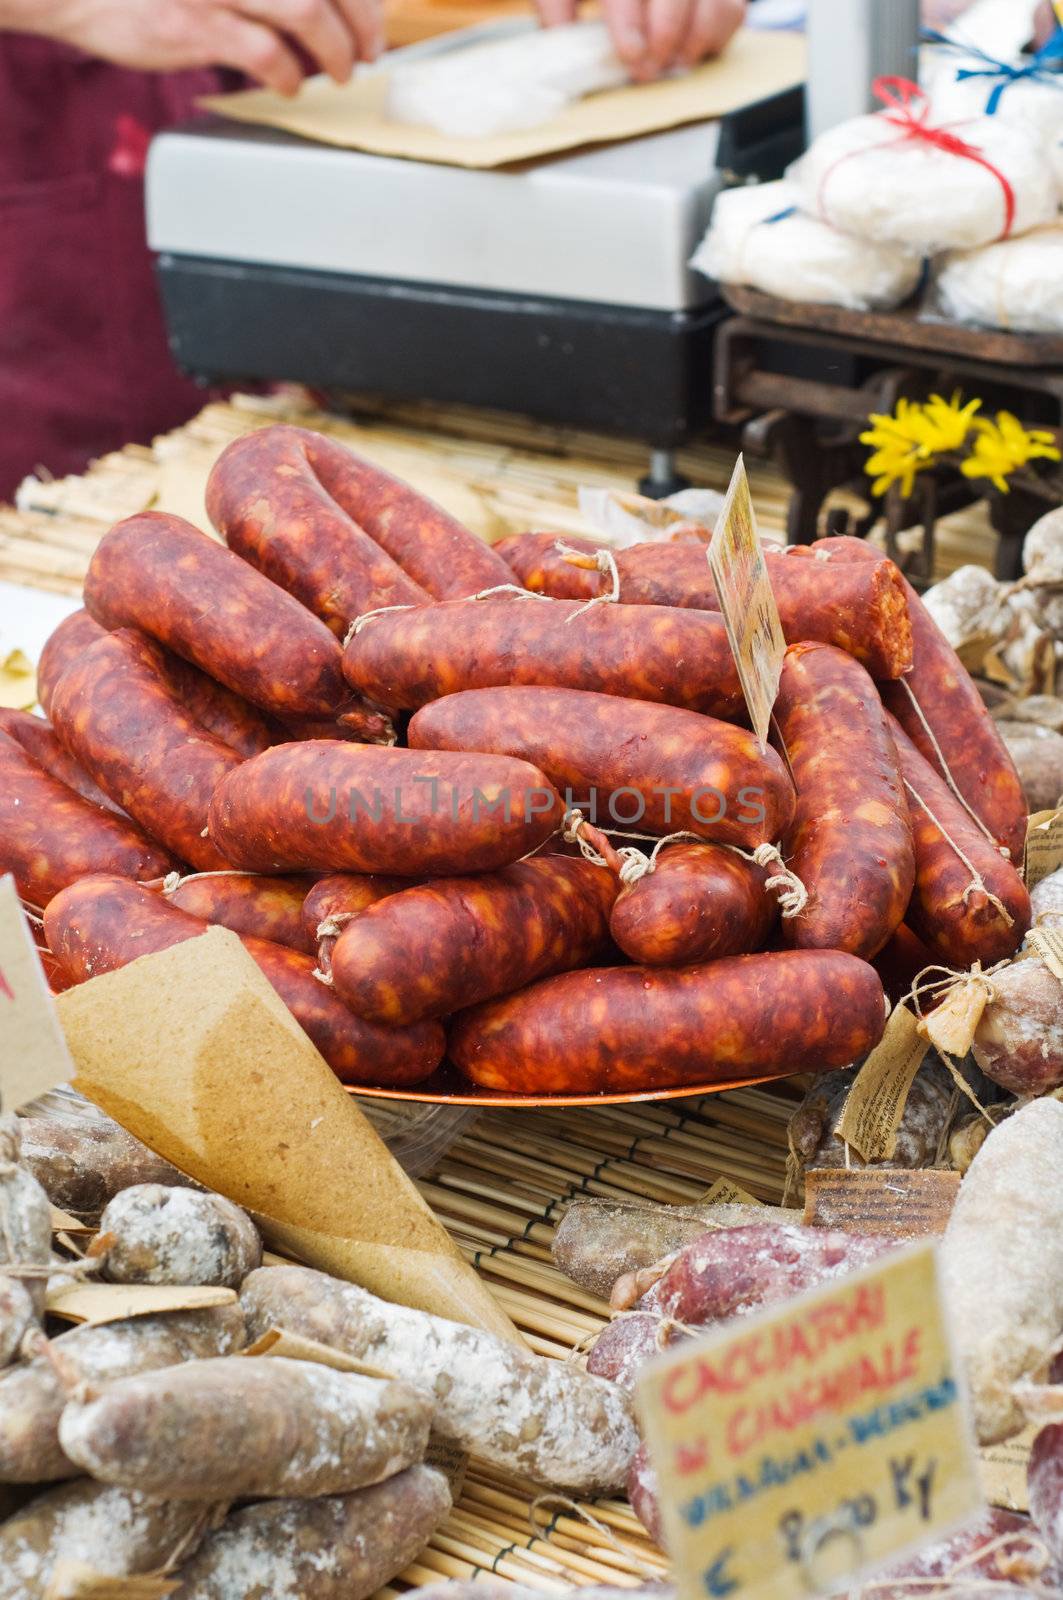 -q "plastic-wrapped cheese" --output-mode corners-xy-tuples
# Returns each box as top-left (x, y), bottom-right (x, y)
(385, 21), (626, 138)
(795, 102), (1058, 252)
(690, 180), (921, 311)
(937, 226), (1063, 334)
